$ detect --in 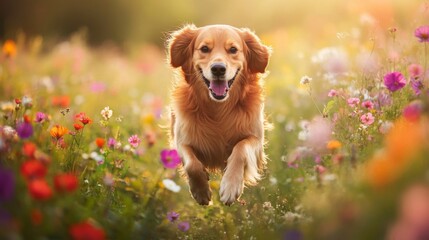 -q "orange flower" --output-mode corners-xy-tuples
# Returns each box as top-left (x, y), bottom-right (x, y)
(75, 113), (92, 125)
(21, 160), (47, 180)
(69, 220), (106, 240)
(52, 96), (70, 108)
(95, 138), (105, 148)
(54, 173), (78, 193)
(327, 140), (342, 150)
(28, 179), (53, 200)
(22, 142), (37, 157)
(74, 123), (83, 131)
(2, 40), (17, 58)
(50, 125), (69, 139)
